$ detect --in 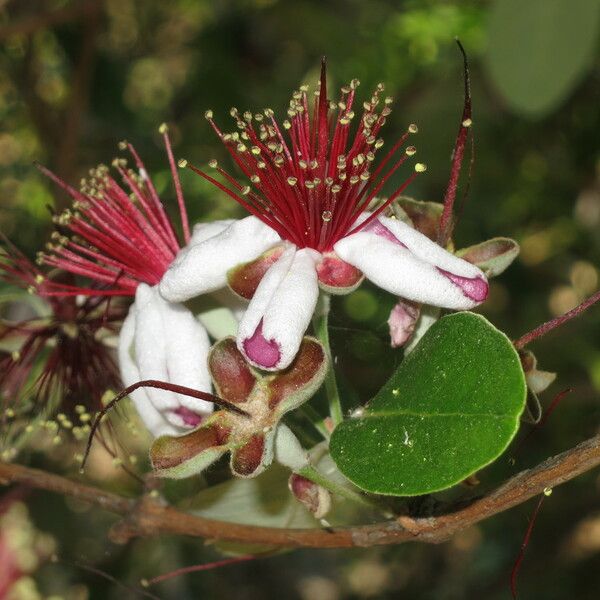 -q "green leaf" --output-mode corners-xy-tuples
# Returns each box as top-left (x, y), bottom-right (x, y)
(330, 312), (526, 496)
(486, 0), (600, 117)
